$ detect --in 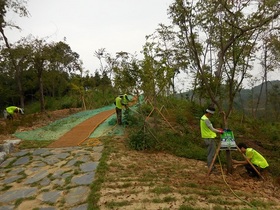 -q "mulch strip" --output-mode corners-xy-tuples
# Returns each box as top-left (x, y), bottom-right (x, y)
(47, 109), (115, 148)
